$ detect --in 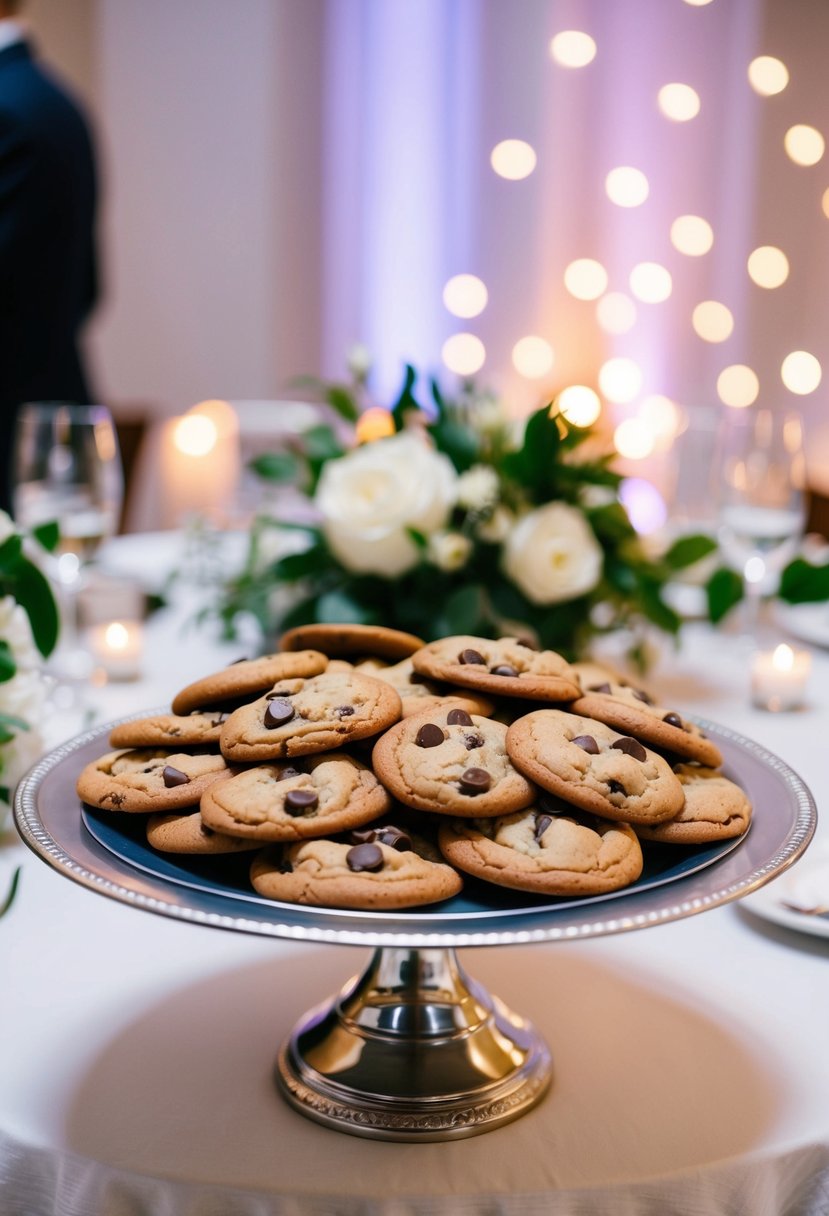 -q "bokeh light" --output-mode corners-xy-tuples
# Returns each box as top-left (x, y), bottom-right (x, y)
(639, 395), (685, 447)
(558, 385), (601, 428)
(596, 292), (637, 334)
(781, 350), (822, 395)
(822, 187), (829, 219)
(784, 124), (825, 166)
(442, 333), (486, 376)
(599, 357), (643, 403)
(605, 167), (649, 207)
(564, 258), (608, 300)
(442, 274), (488, 318)
(629, 262), (672, 303)
(490, 139), (537, 180)
(747, 245), (789, 288)
(658, 83), (701, 122)
(748, 56), (789, 96)
(173, 414), (218, 457)
(670, 215), (714, 255)
(512, 336), (555, 379)
(356, 408), (396, 444)
(682, 0), (714, 6)
(717, 364), (759, 408)
(692, 300), (734, 343)
(620, 478), (668, 534)
(549, 30), (596, 67)
(614, 418), (655, 460)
